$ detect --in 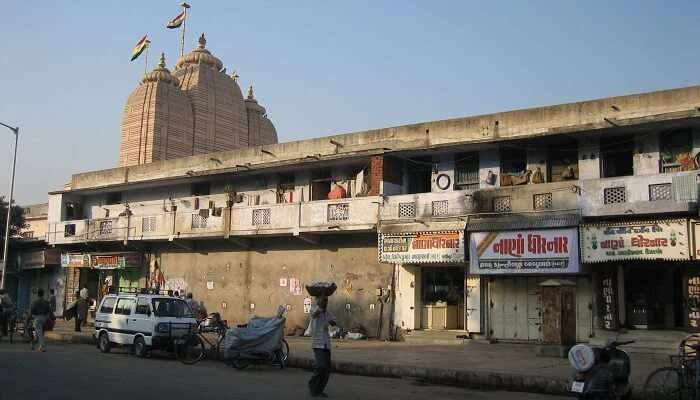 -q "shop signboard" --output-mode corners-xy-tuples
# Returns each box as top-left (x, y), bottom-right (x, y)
(691, 221), (700, 259)
(379, 231), (464, 264)
(580, 219), (689, 263)
(687, 276), (700, 332)
(19, 250), (45, 270)
(91, 253), (142, 270)
(600, 271), (618, 330)
(469, 228), (579, 274)
(61, 253), (90, 268)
